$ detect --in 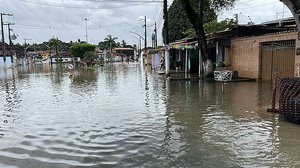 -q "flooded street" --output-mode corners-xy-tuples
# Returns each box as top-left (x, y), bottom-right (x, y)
(1, 63), (300, 168)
